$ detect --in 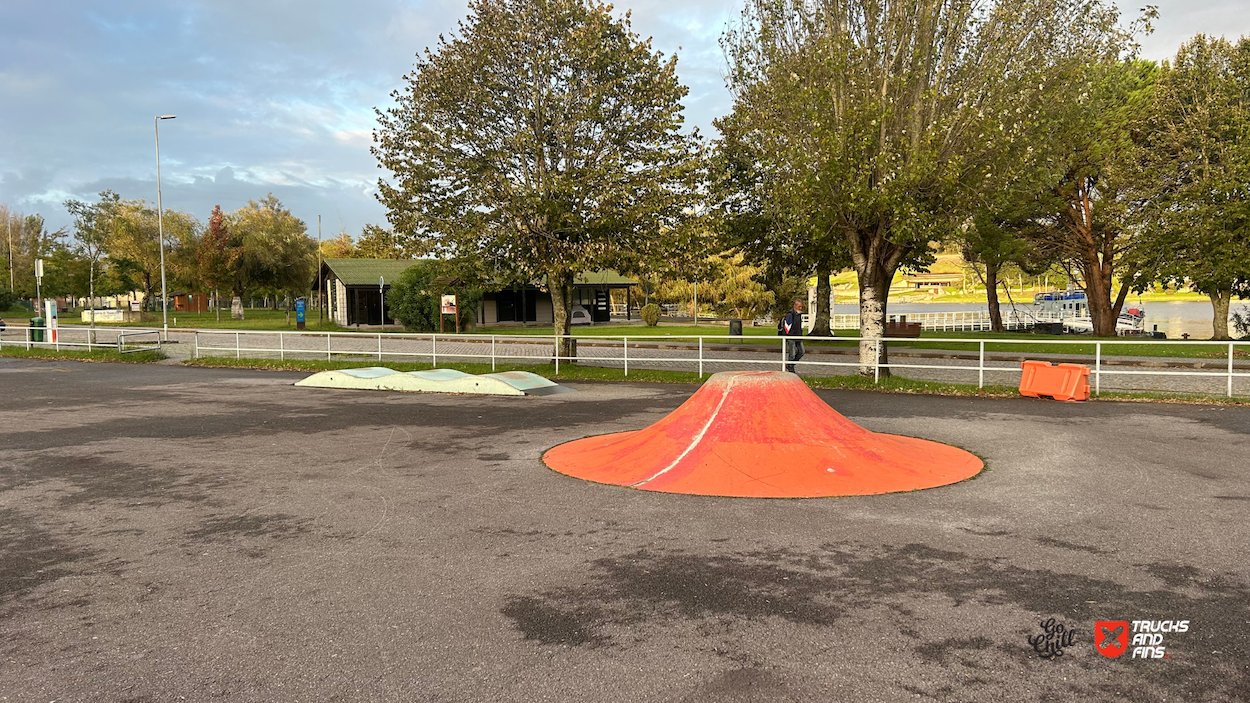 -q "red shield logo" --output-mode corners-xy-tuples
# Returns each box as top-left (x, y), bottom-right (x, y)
(1095, 620), (1129, 658)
